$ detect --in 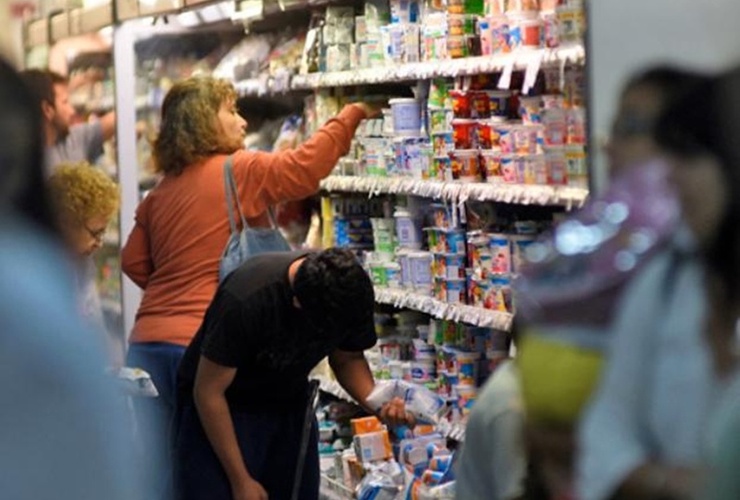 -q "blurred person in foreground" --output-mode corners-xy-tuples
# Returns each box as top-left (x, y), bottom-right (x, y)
(576, 69), (732, 499)
(0, 56), (137, 499)
(47, 162), (121, 364)
(174, 248), (414, 500)
(454, 67), (709, 500)
(121, 75), (379, 500)
(652, 67), (740, 500)
(19, 68), (116, 172)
